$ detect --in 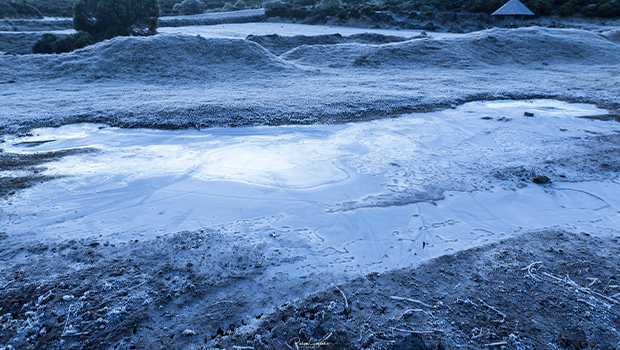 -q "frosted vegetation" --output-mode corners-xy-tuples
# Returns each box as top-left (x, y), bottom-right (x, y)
(2, 26), (619, 133)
